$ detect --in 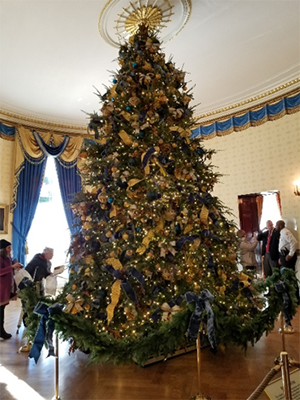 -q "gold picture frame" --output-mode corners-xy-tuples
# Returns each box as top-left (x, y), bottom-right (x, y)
(0, 204), (9, 234)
